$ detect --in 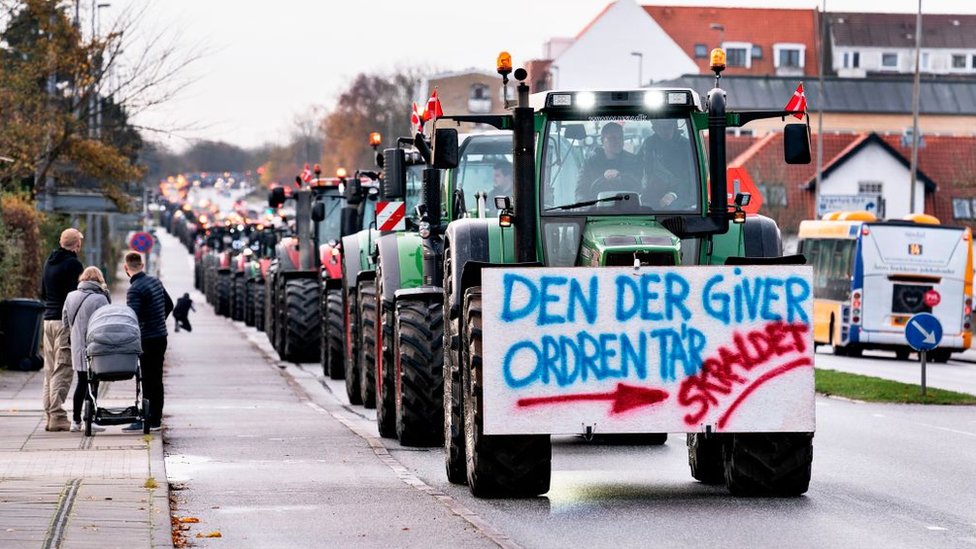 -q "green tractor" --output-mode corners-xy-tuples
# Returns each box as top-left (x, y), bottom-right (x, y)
(366, 132), (512, 444)
(437, 52), (815, 497)
(334, 142), (424, 407)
